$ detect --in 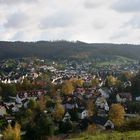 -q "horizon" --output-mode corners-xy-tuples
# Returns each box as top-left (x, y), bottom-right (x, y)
(0, 40), (140, 45)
